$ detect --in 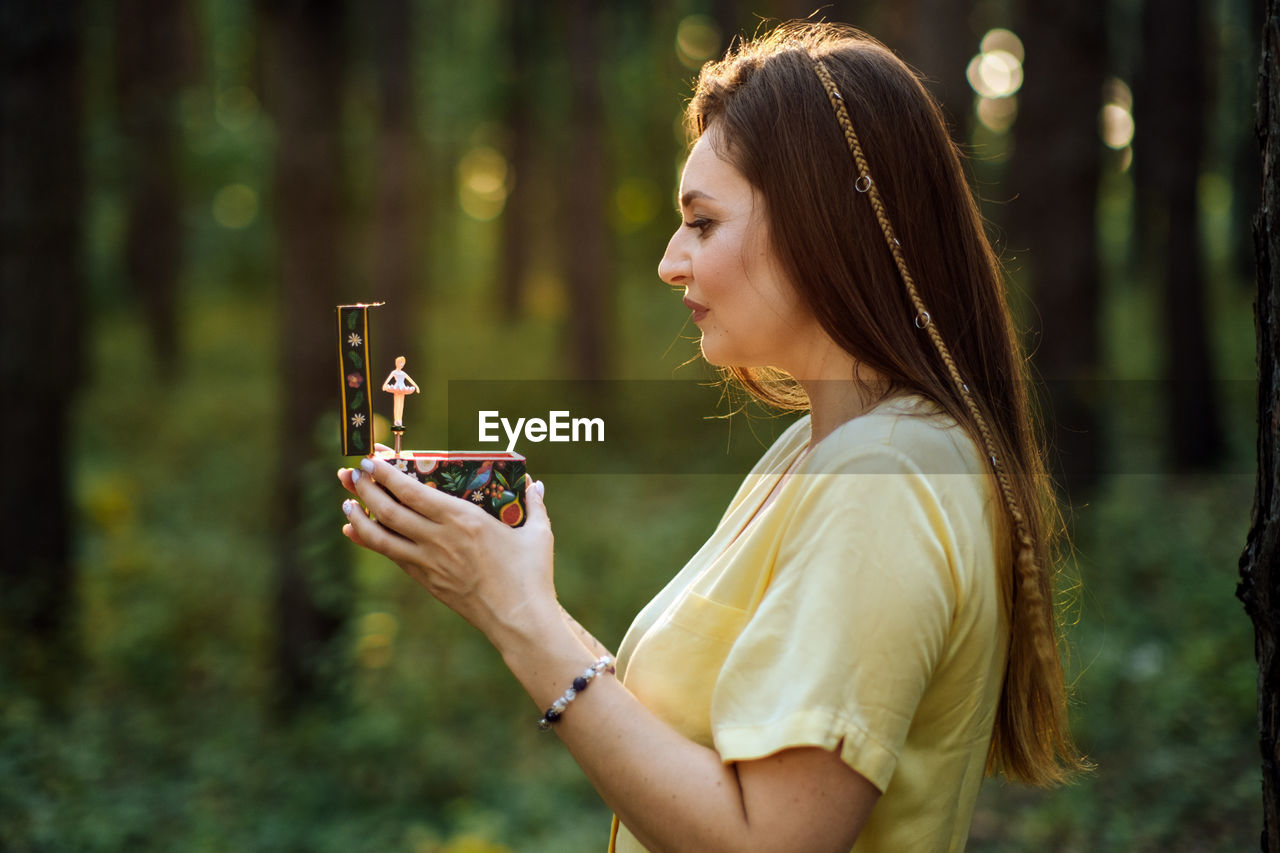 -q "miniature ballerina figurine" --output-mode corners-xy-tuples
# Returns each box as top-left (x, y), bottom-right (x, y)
(381, 356), (419, 428)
